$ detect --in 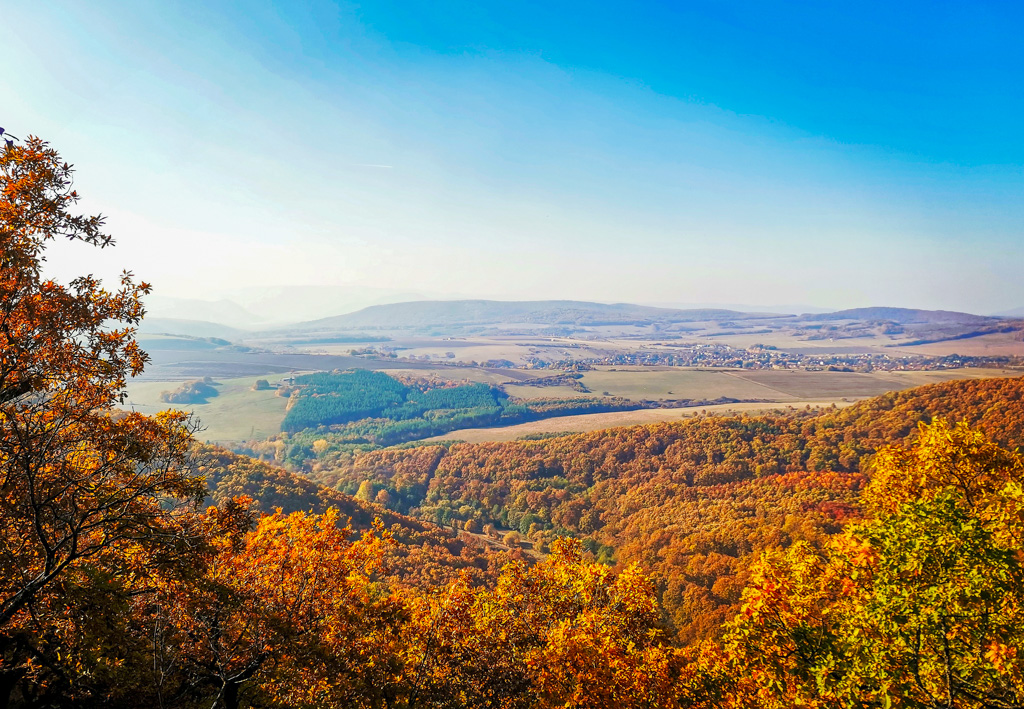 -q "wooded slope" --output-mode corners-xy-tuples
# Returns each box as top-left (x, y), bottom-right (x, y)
(296, 376), (1024, 640)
